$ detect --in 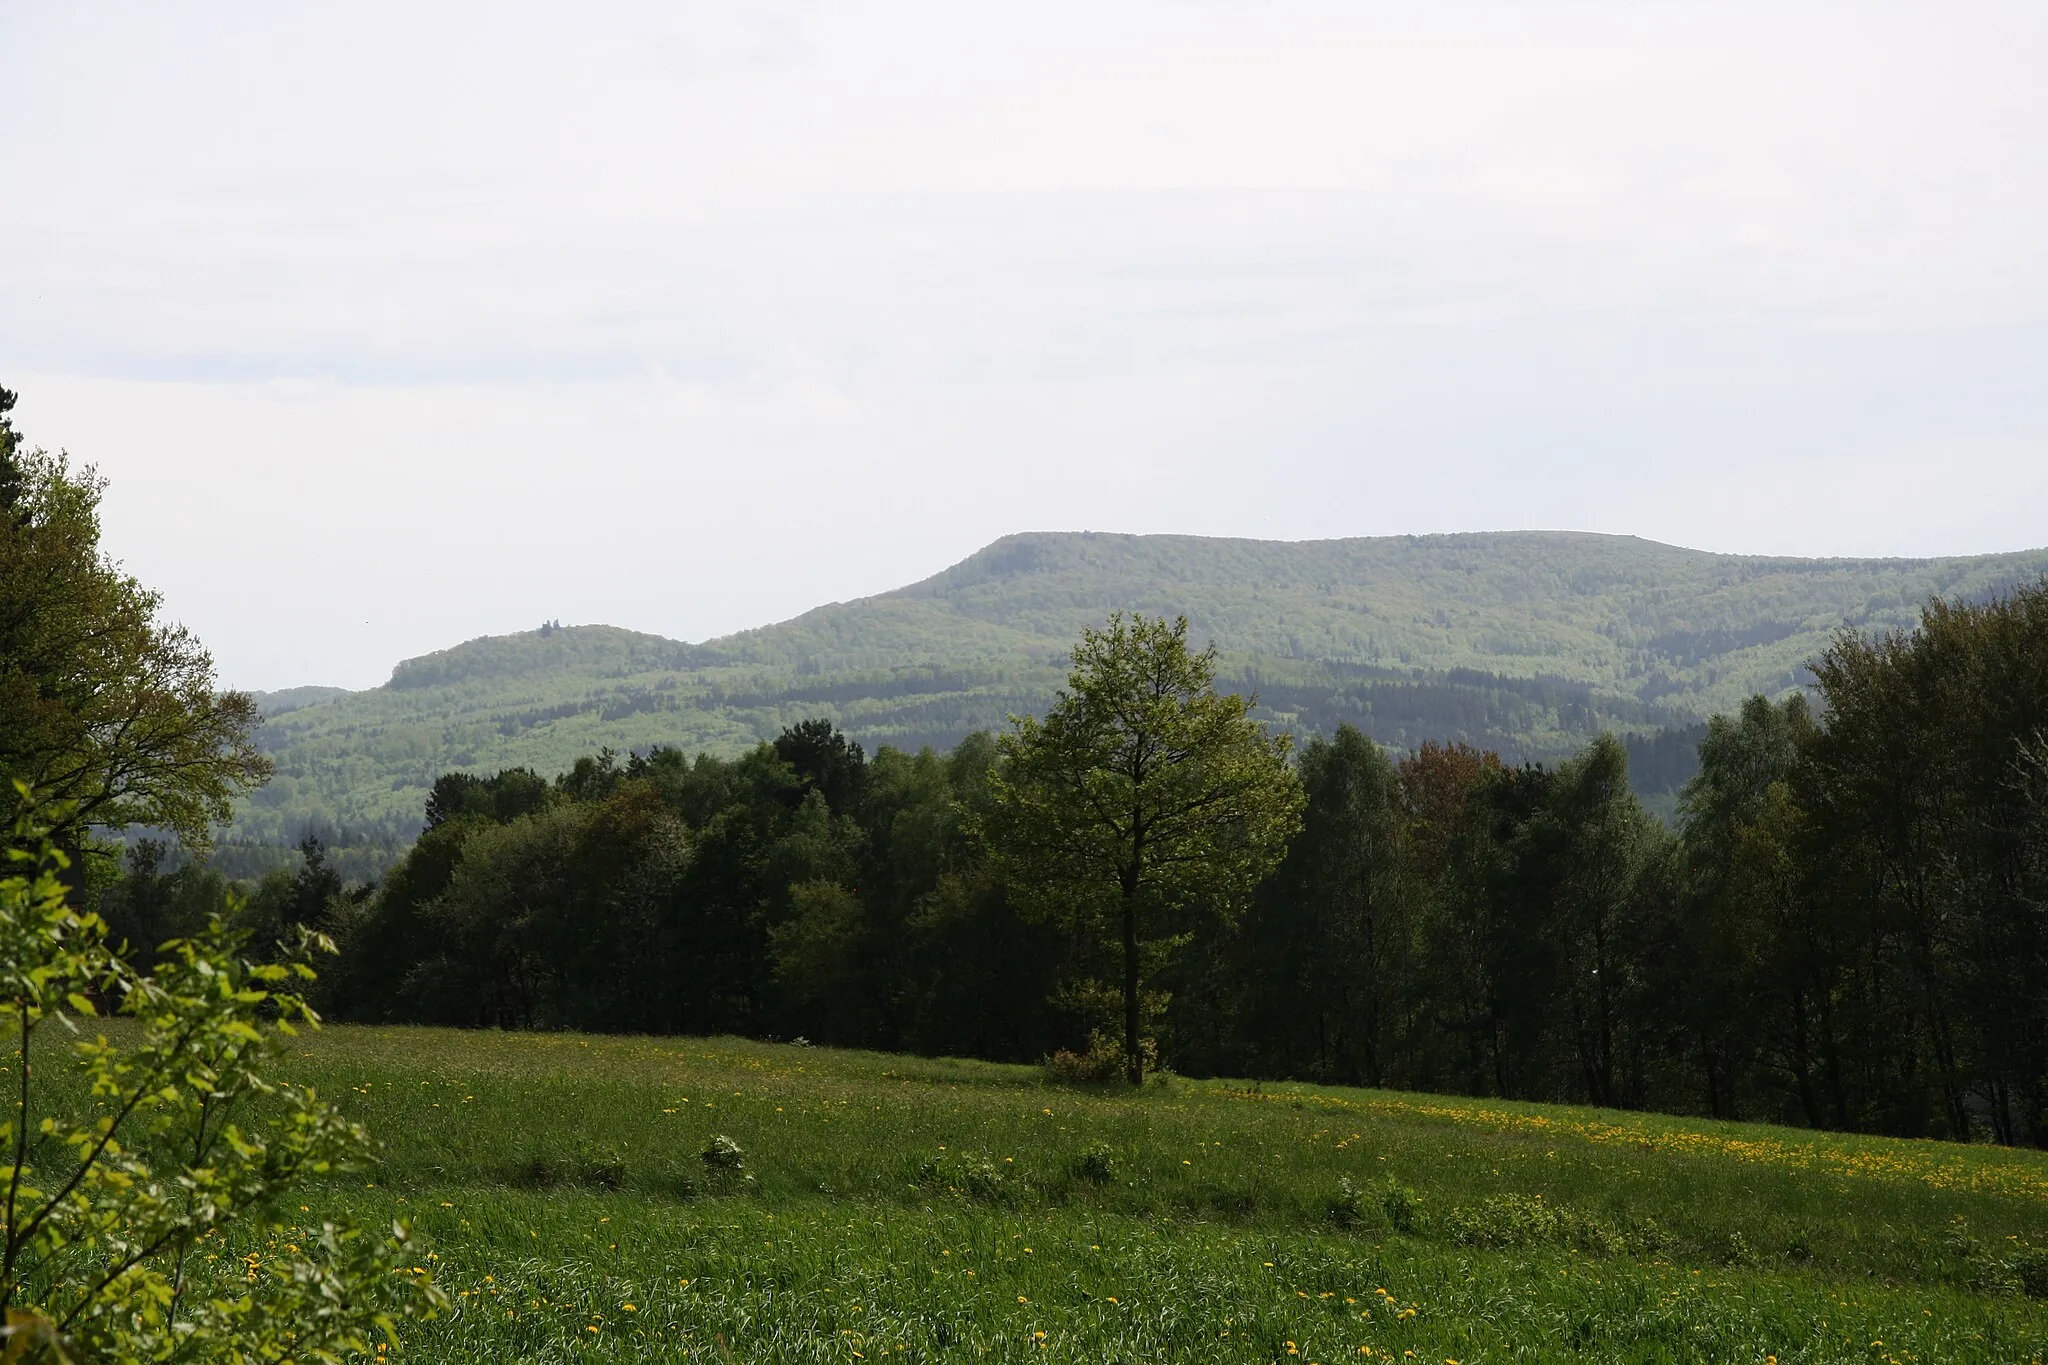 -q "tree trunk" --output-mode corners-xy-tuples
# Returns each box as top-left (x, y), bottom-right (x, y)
(1788, 985), (1822, 1128)
(1123, 885), (1143, 1085)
